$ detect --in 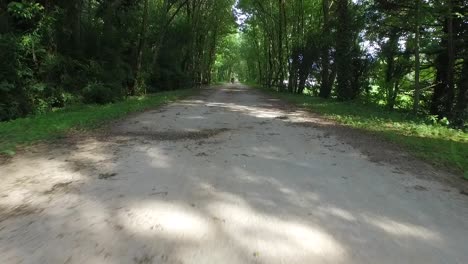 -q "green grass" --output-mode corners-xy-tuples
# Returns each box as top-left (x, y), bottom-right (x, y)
(0, 89), (195, 155)
(255, 86), (468, 177)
